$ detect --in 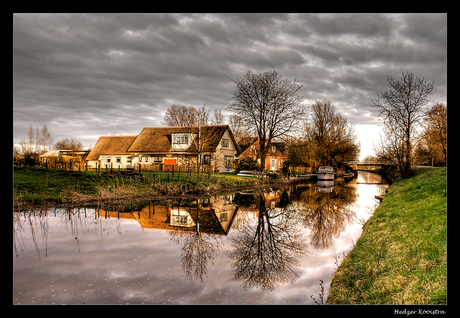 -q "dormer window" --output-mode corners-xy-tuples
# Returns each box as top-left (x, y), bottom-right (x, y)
(171, 133), (193, 150)
(173, 135), (189, 144)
